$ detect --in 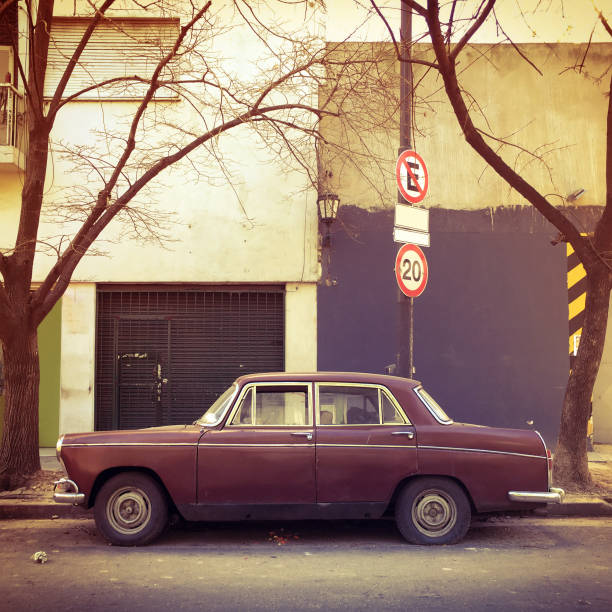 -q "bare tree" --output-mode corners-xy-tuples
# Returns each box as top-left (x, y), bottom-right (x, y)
(0, 0), (393, 488)
(370, 0), (611, 489)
